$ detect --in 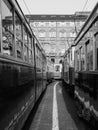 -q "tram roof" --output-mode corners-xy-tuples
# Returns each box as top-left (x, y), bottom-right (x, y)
(26, 13), (89, 21)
